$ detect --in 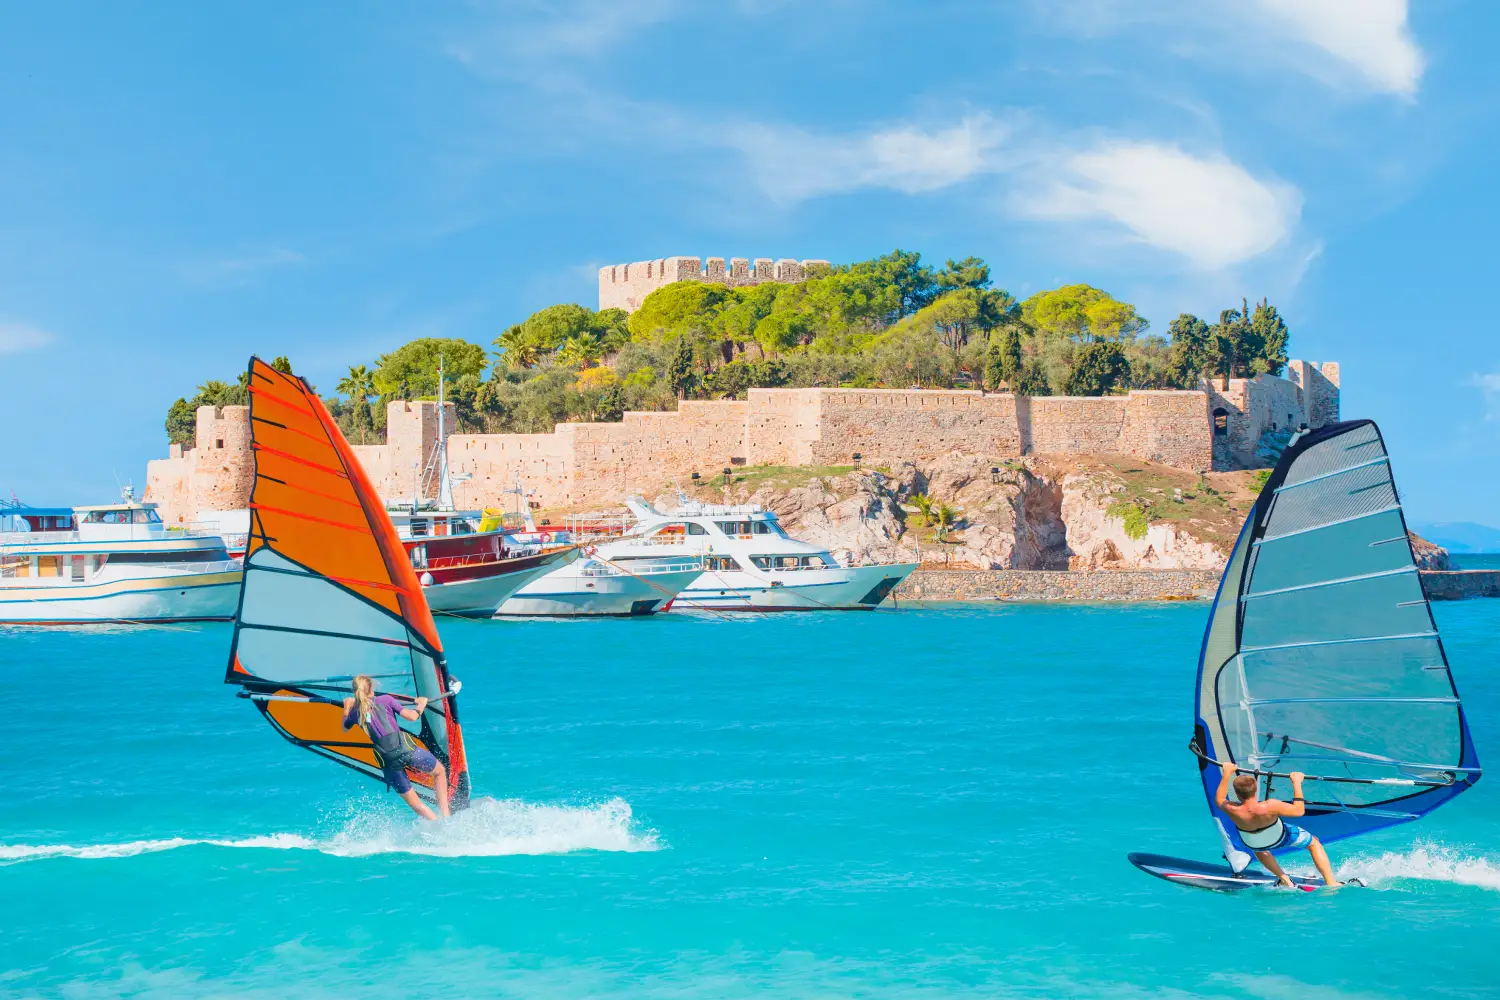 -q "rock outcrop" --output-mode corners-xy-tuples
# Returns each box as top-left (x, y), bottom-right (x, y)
(1059, 474), (1226, 571)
